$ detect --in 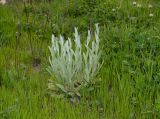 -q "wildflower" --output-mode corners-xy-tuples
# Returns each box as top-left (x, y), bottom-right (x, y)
(148, 4), (153, 8)
(0, 0), (6, 5)
(137, 4), (142, 8)
(15, 32), (19, 37)
(100, 107), (104, 112)
(133, 1), (137, 6)
(112, 8), (116, 12)
(149, 13), (154, 17)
